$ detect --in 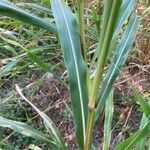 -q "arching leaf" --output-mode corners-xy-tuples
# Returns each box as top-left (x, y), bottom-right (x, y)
(51, 0), (88, 148)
